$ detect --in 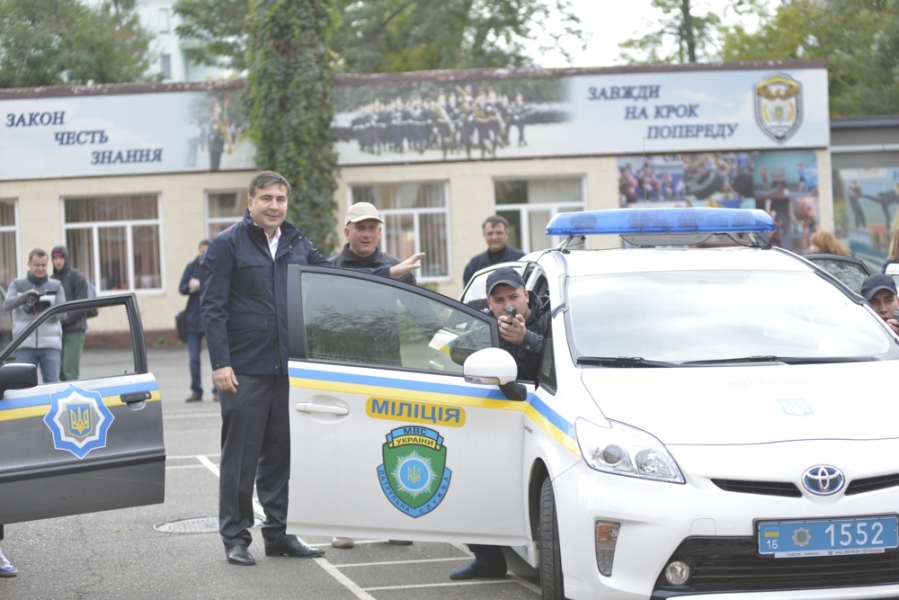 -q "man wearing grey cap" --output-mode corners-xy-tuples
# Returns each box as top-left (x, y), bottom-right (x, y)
(328, 201), (416, 549)
(861, 273), (899, 335)
(330, 202), (416, 285)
